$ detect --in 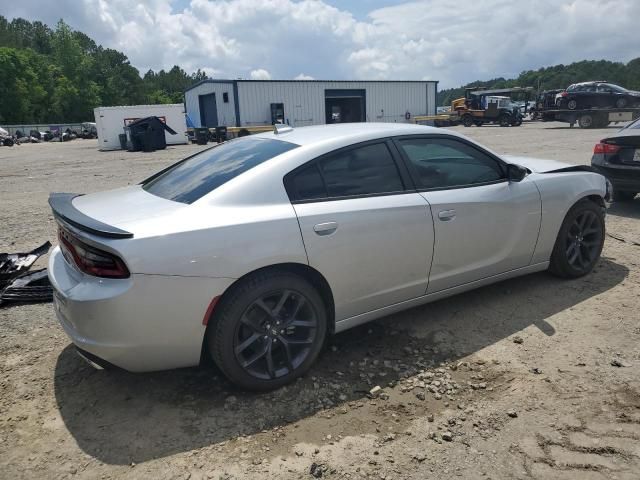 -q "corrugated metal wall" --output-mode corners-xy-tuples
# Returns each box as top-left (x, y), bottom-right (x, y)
(236, 81), (436, 127)
(184, 82), (236, 127)
(184, 80), (437, 128)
